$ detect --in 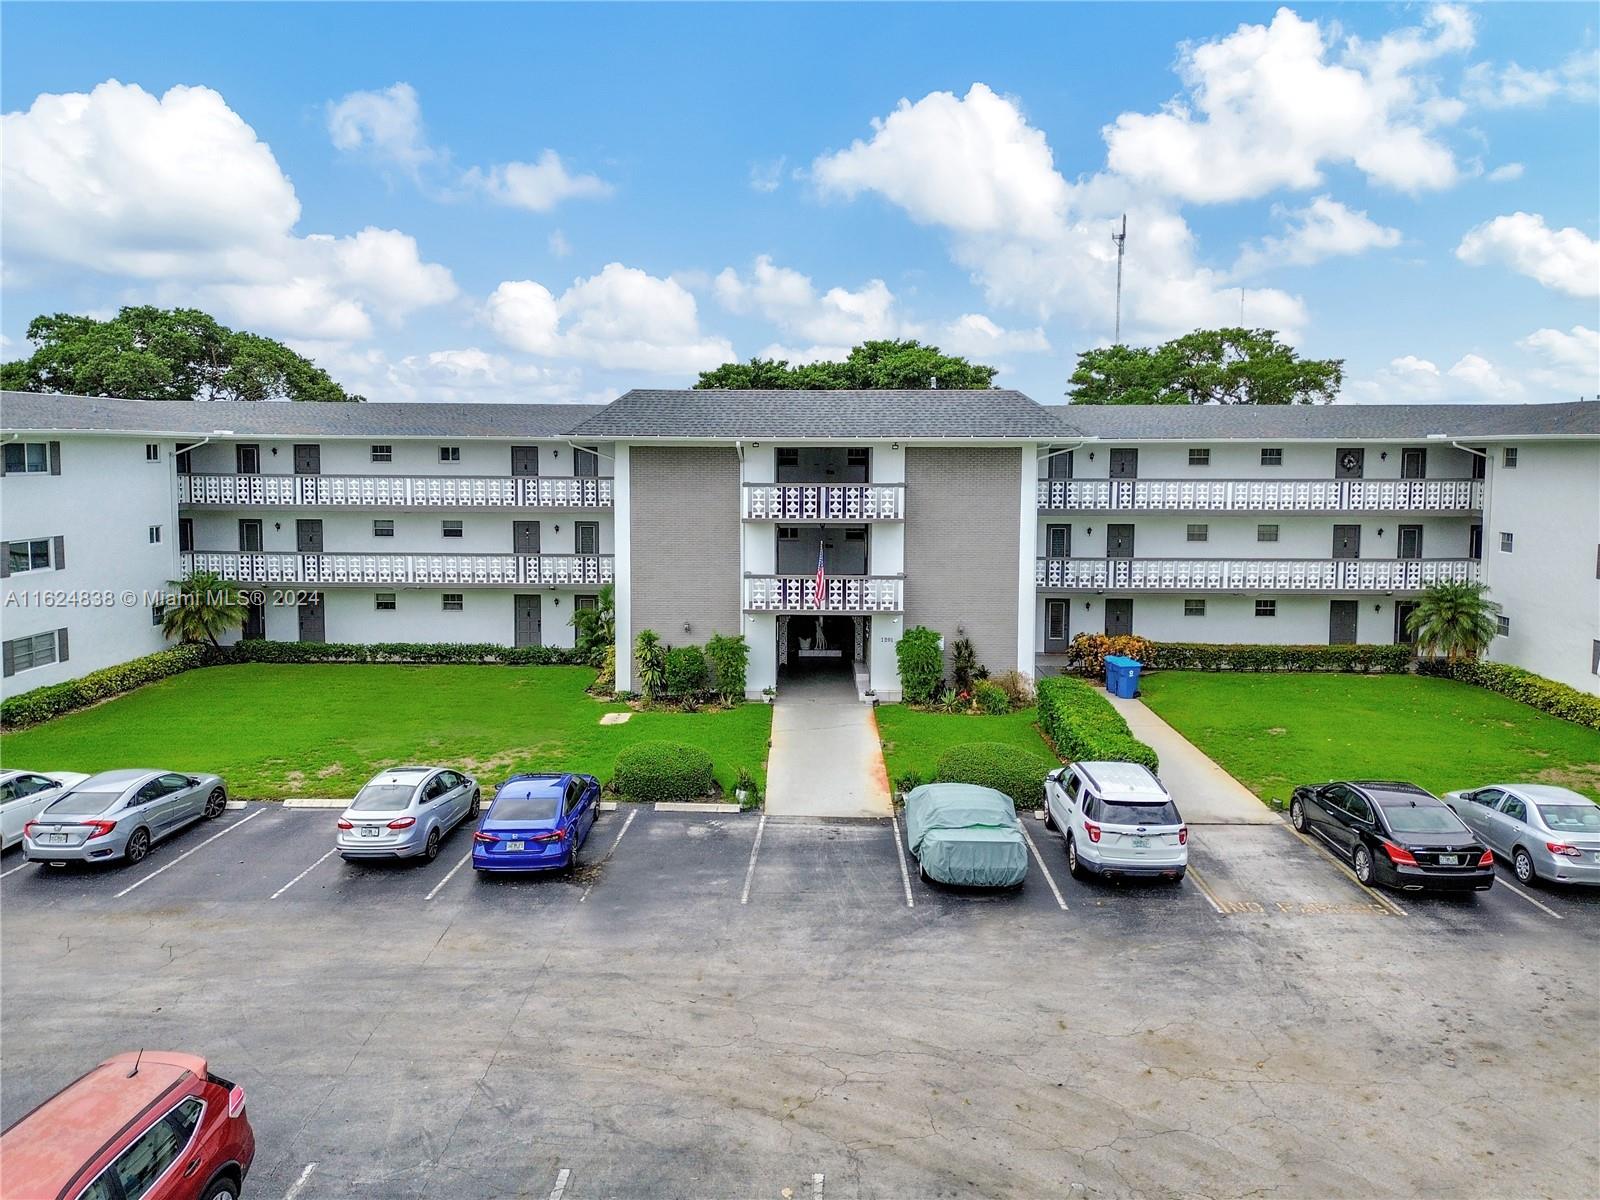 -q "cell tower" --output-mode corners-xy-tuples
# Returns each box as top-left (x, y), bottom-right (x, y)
(1112, 214), (1128, 344)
